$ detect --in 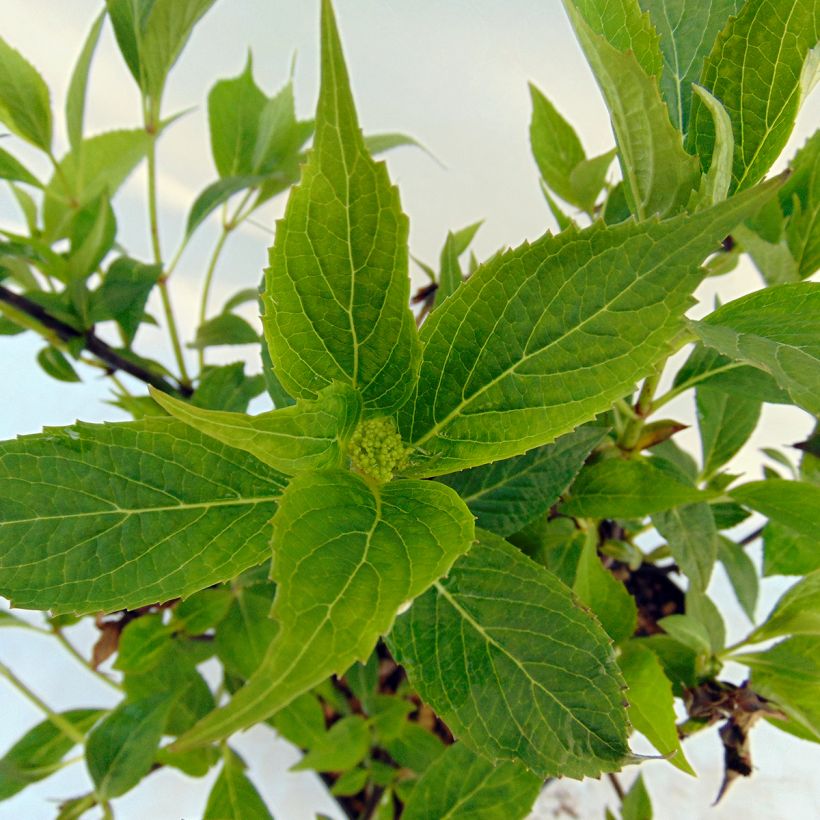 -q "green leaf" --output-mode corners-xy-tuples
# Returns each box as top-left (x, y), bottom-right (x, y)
(36, 346), (81, 384)
(568, 149), (617, 211)
(685, 589), (725, 652)
(66, 12), (105, 151)
(509, 516), (586, 587)
(0, 148), (42, 188)
(151, 381), (362, 475)
(763, 520), (818, 576)
(175, 469), (474, 749)
(0, 37), (52, 150)
(204, 749), (273, 820)
(692, 282), (820, 415)
(618, 643), (694, 775)
(0, 710), (103, 802)
(689, 0), (819, 191)
(90, 257), (163, 344)
(399, 182), (778, 477)
(622, 773), (653, 820)
(269, 692), (326, 749)
(688, 85), (734, 207)
(731, 479), (819, 547)
(174, 588), (233, 635)
(717, 536), (759, 621)
(653, 505), (719, 588)
(185, 174), (267, 238)
(657, 613), (712, 655)
(435, 221), (482, 307)
(736, 636), (820, 739)
(331, 767), (369, 797)
(638, 0), (743, 132)
(192, 362), (265, 413)
(564, 2), (699, 219)
(191, 313), (259, 349)
(573, 535), (637, 643)
(438, 426), (607, 536)
(564, 459), (710, 518)
(528, 83), (586, 207)
(401, 742), (542, 820)
(388, 531), (629, 779)
(383, 723), (444, 774)
(215, 585), (279, 680)
(751, 570), (820, 642)
(292, 715), (370, 772)
(781, 131), (820, 279)
(86, 694), (171, 799)
(263, 0), (419, 413)
(696, 386), (761, 478)
(0, 417), (286, 614)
